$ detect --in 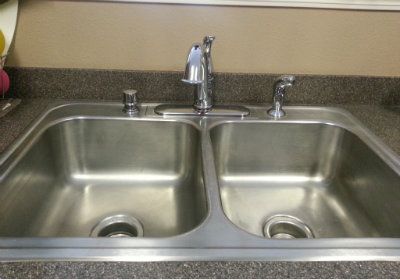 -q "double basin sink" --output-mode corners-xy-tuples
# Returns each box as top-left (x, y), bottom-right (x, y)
(0, 102), (399, 261)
